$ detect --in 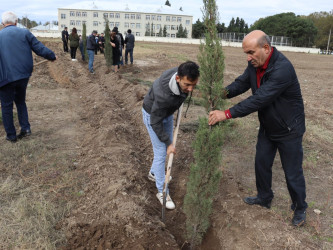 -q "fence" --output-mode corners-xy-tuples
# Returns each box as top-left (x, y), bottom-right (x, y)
(218, 32), (293, 46)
